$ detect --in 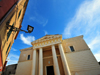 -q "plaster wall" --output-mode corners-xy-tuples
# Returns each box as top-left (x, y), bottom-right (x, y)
(0, 0), (28, 66)
(0, 0), (18, 20)
(62, 35), (89, 53)
(65, 50), (100, 75)
(15, 60), (32, 75)
(19, 49), (33, 62)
